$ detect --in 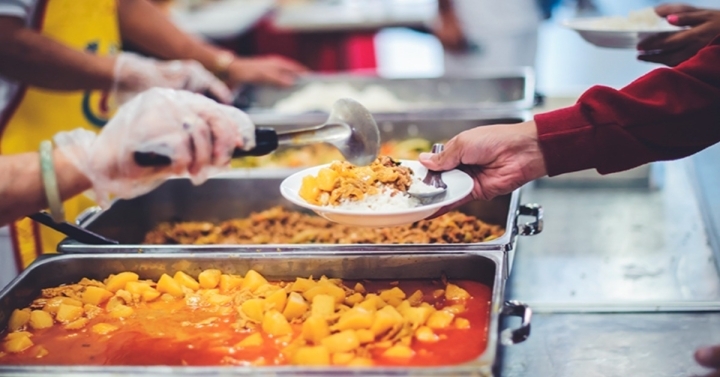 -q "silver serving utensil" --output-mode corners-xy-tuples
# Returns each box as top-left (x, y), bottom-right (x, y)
(134, 98), (381, 167)
(408, 143), (448, 203)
